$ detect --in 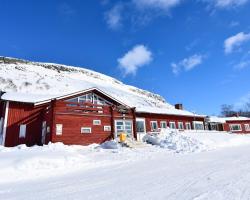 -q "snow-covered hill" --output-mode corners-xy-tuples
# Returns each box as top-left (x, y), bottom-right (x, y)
(0, 56), (197, 116)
